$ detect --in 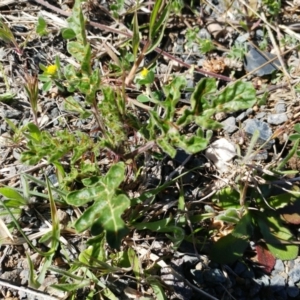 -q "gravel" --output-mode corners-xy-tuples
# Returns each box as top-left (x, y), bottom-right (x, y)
(243, 118), (274, 148)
